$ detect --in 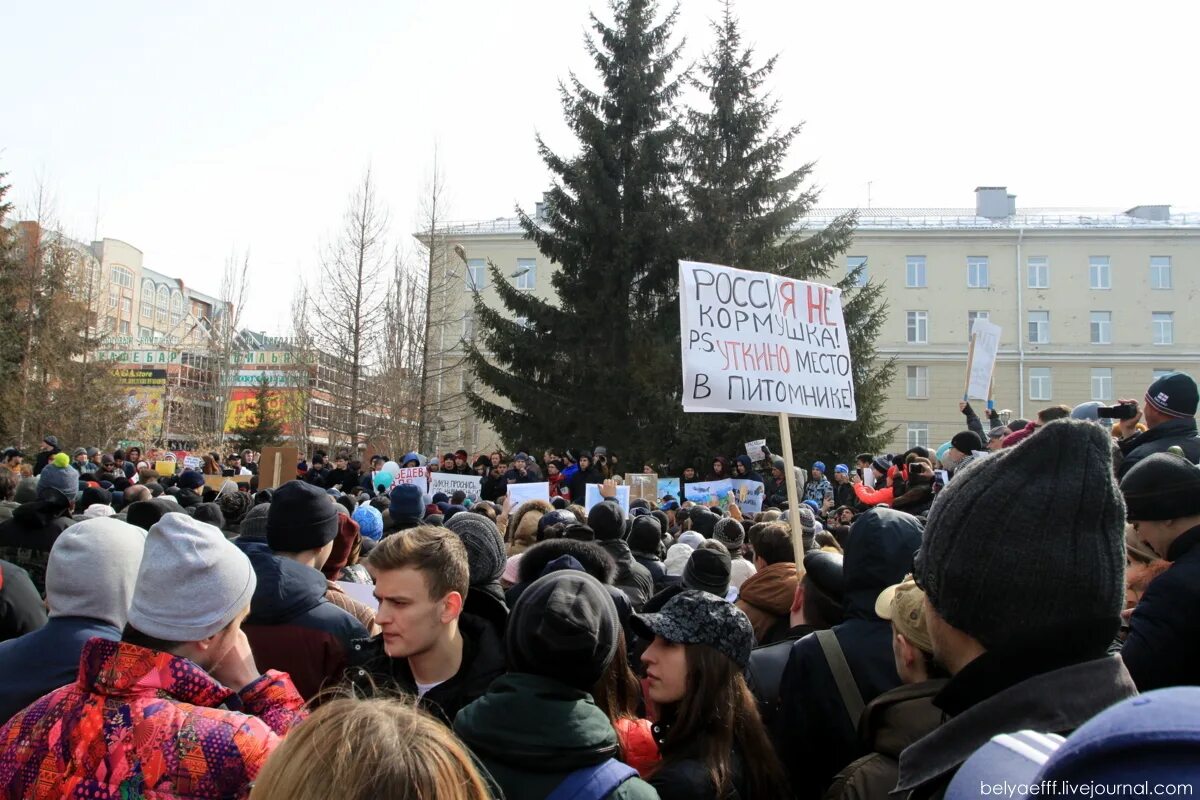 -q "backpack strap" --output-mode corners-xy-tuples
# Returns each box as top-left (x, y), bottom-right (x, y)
(546, 758), (638, 800)
(816, 629), (865, 730)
